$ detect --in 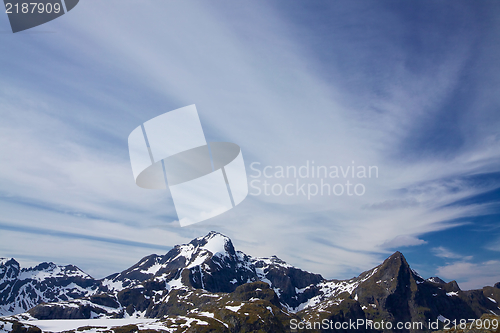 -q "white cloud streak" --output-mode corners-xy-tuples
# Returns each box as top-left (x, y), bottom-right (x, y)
(432, 247), (472, 260)
(436, 260), (500, 290)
